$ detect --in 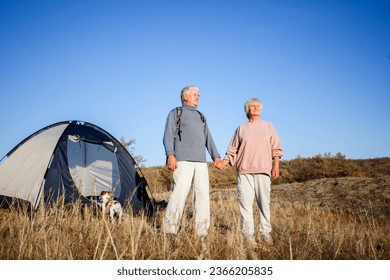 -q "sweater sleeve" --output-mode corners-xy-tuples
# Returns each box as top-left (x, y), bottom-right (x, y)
(163, 109), (176, 157)
(224, 126), (241, 166)
(204, 120), (220, 161)
(270, 123), (283, 158)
